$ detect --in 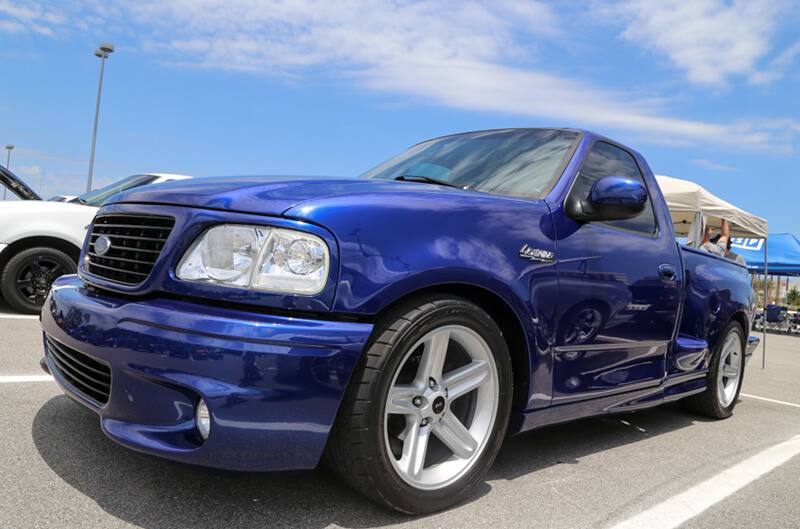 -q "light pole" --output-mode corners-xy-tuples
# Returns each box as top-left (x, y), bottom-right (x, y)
(86, 42), (114, 193)
(3, 144), (13, 200)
